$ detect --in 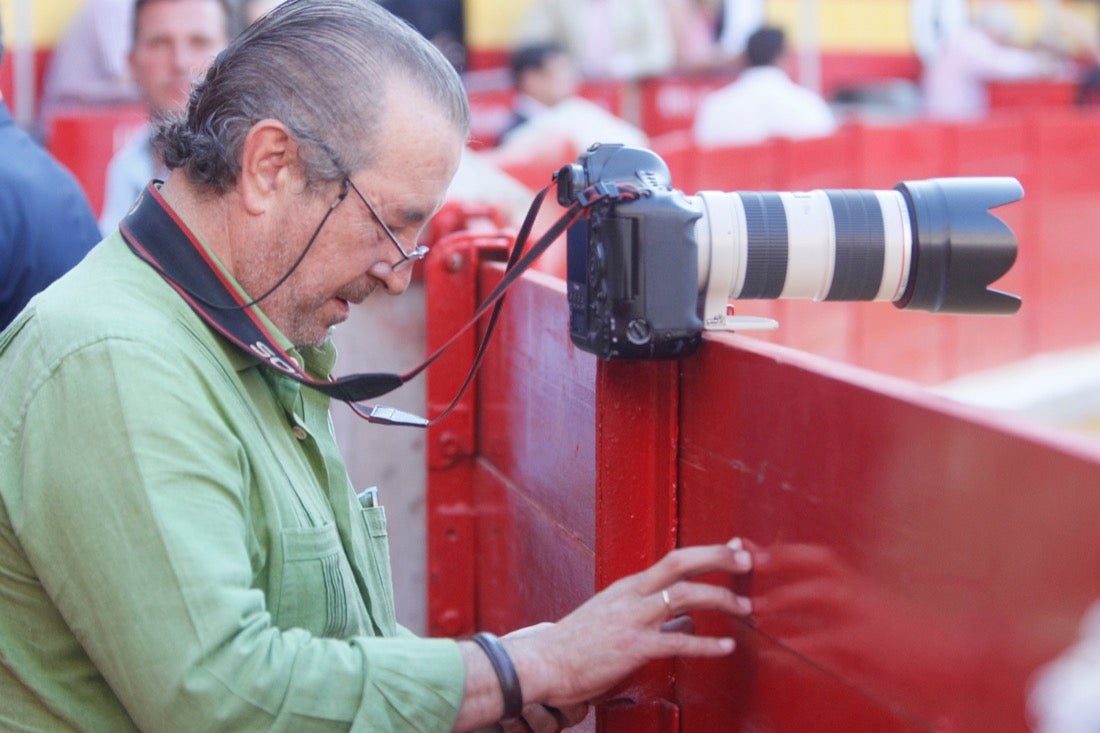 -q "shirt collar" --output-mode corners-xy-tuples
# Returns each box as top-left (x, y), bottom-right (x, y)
(514, 94), (552, 118)
(740, 66), (791, 83)
(150, 182), (336, 378)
